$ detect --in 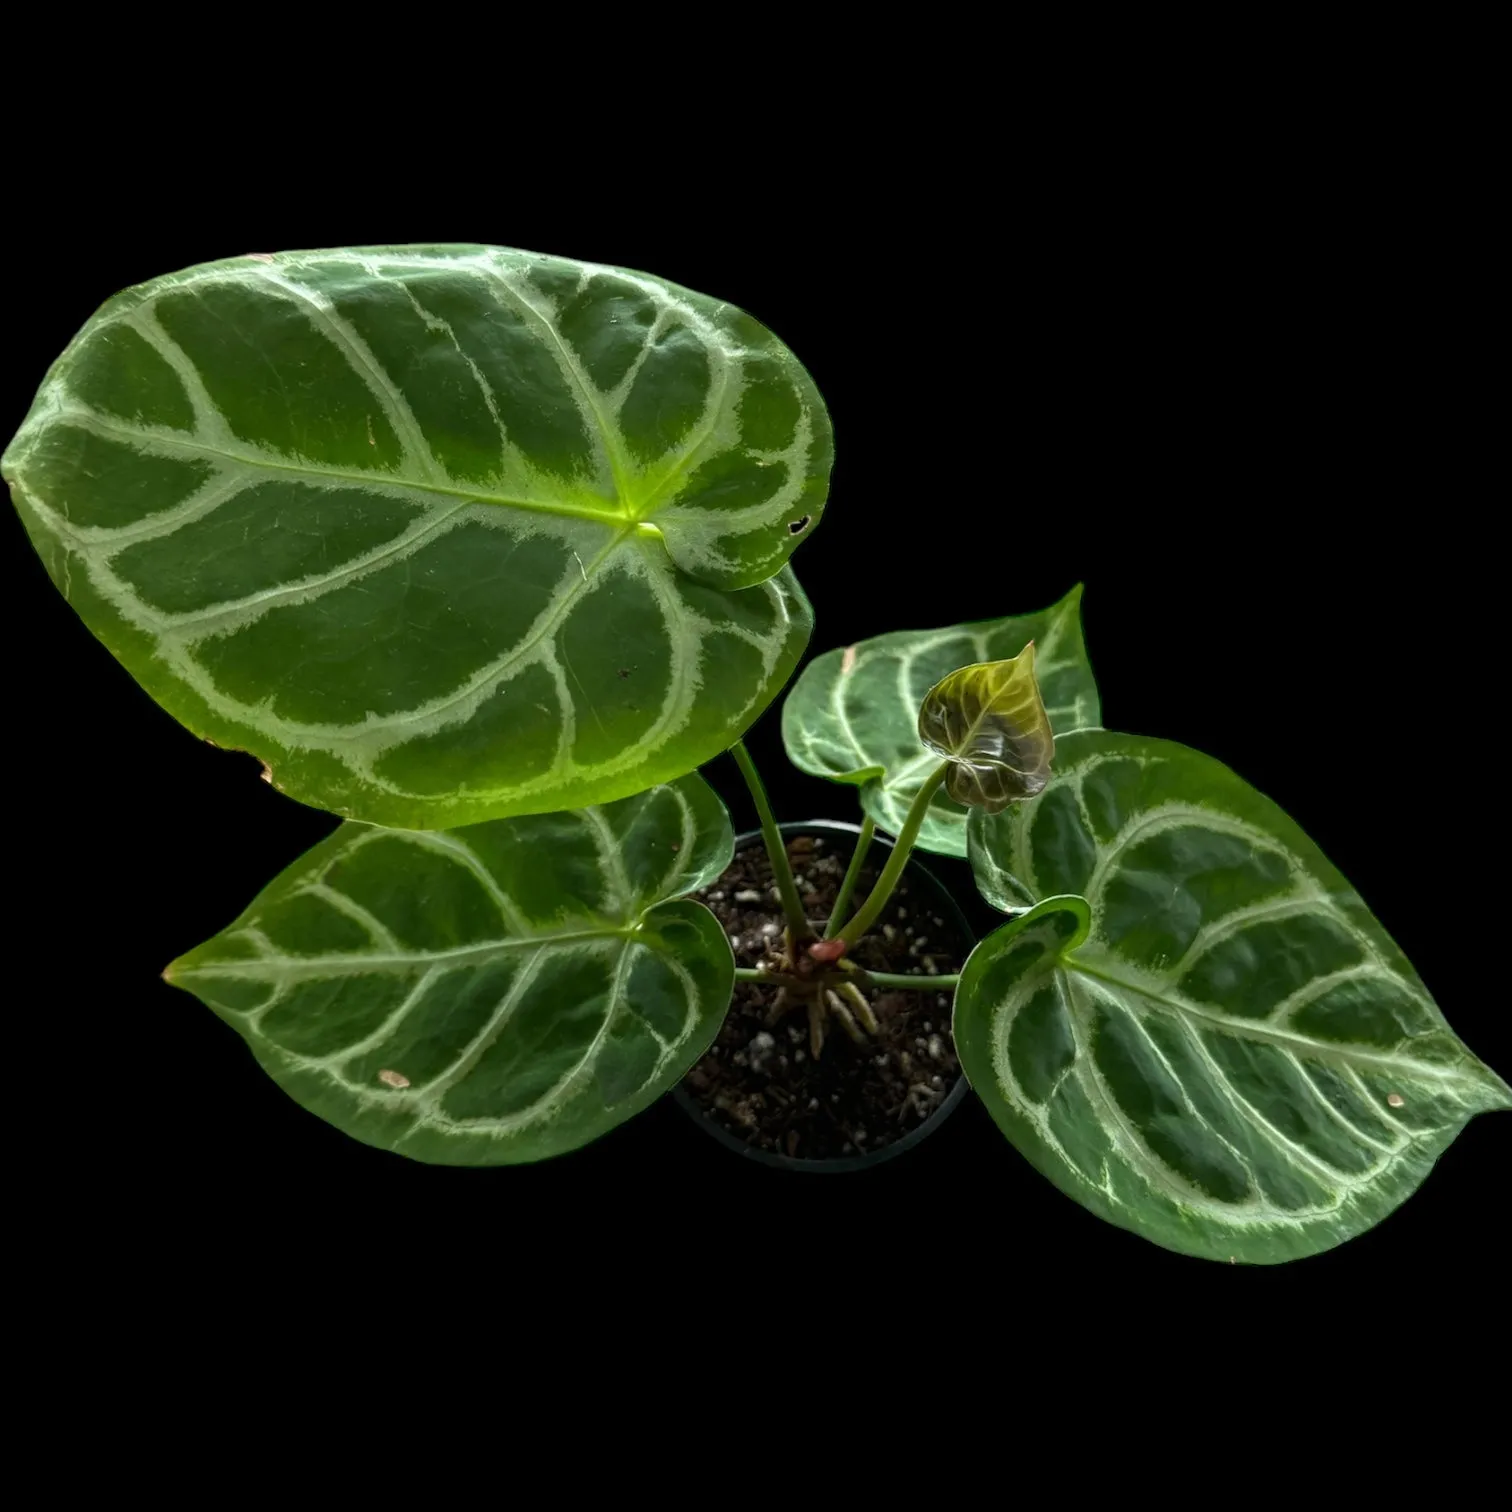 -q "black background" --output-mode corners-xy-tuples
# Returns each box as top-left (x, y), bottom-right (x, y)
(6, 156), (1503, 1315)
